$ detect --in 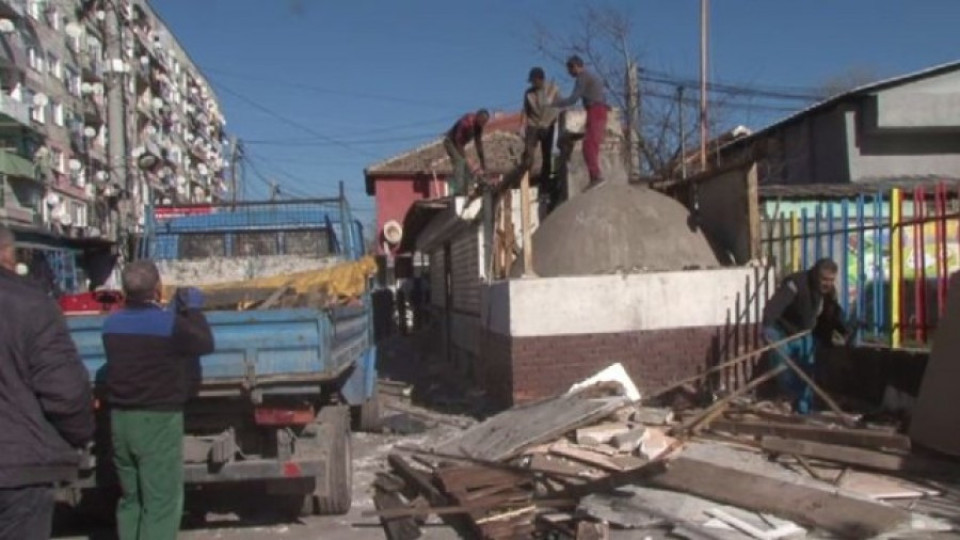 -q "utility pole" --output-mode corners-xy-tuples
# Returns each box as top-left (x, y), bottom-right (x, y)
(678, 86), (686, 180)
(624, 60), (640, 178)
(105, 3), (130, 246)
(229, 136), (242, 206)
(699, 0), (709, 174)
